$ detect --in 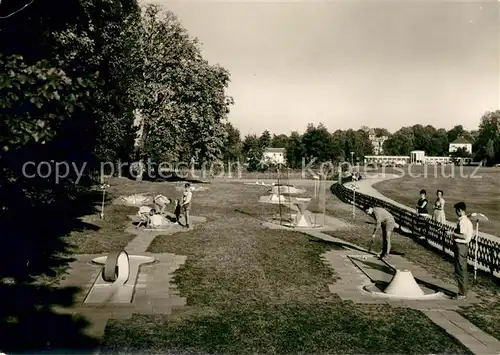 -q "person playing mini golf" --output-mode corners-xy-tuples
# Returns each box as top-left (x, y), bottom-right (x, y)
(365, 205), (396, 259)
(449, 202), (474, 300)
(181, 183), (193, 229)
